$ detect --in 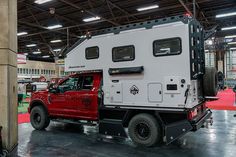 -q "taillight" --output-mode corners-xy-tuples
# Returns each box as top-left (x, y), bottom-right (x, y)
(188, 108), (198, 120)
